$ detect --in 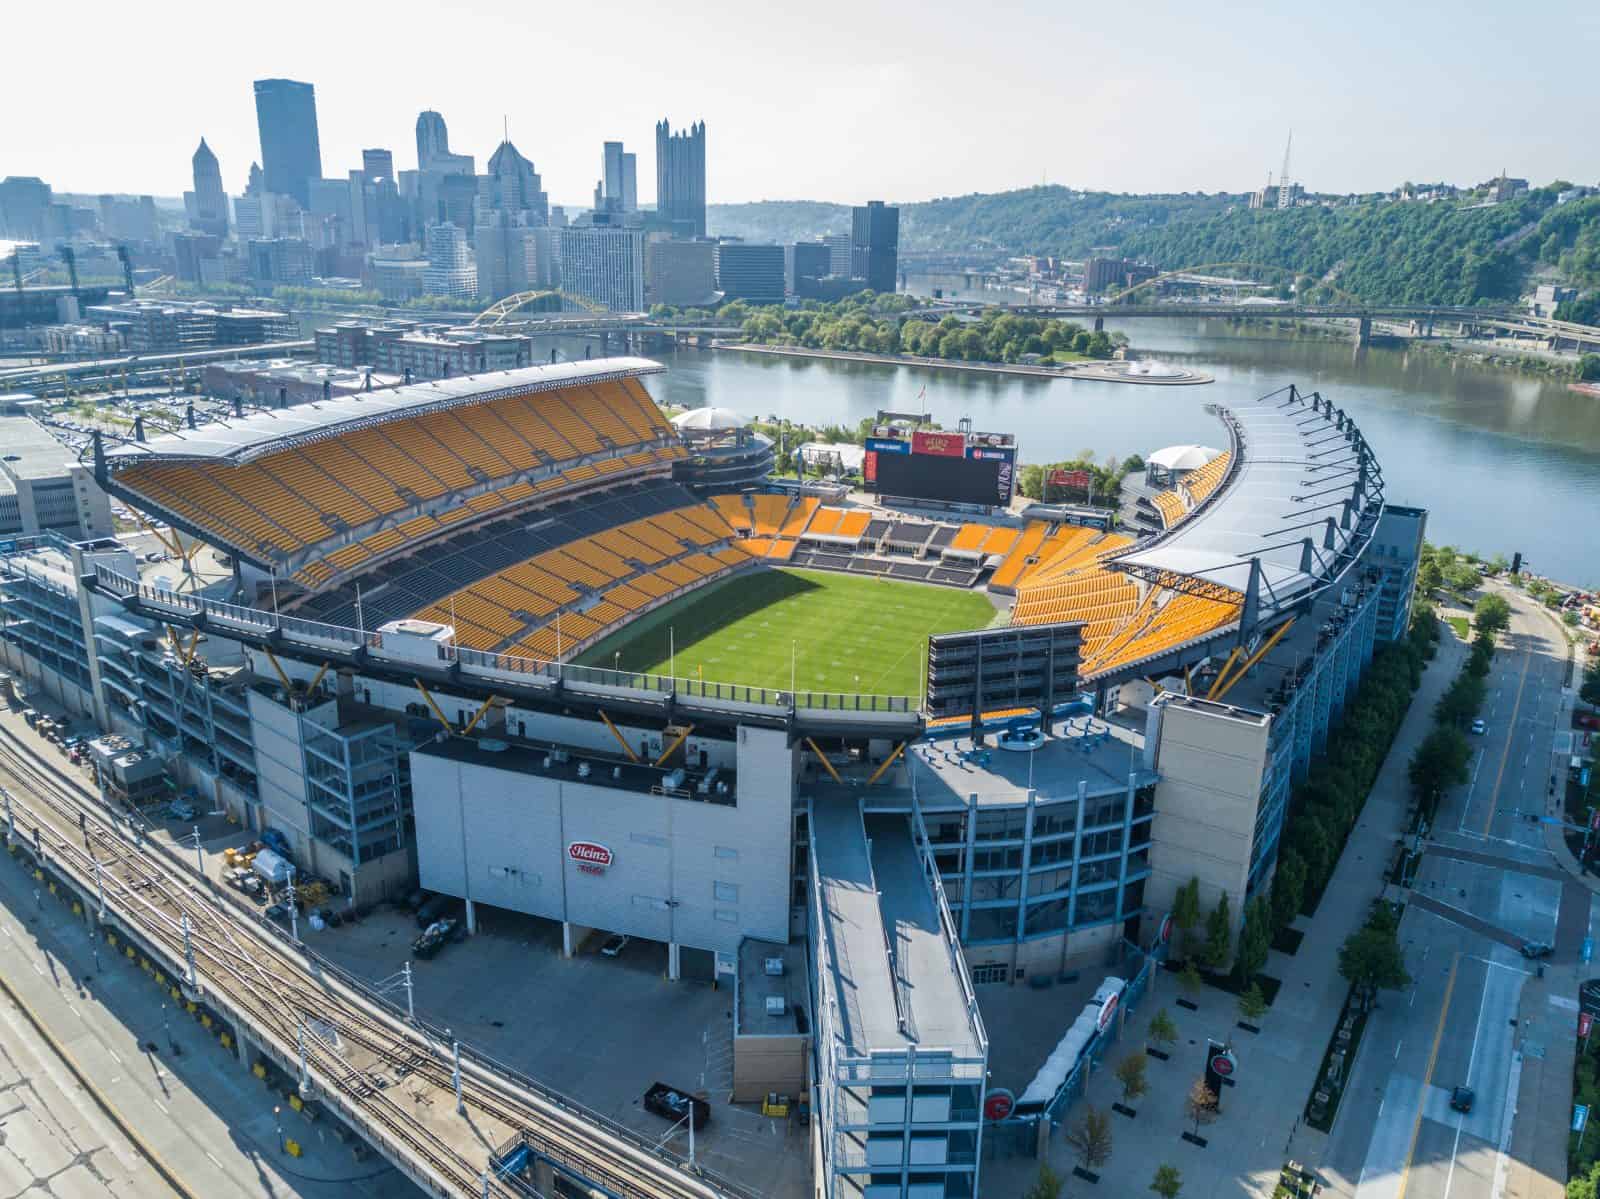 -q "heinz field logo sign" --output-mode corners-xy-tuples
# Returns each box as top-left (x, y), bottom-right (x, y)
(567, 841), (613, 874)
